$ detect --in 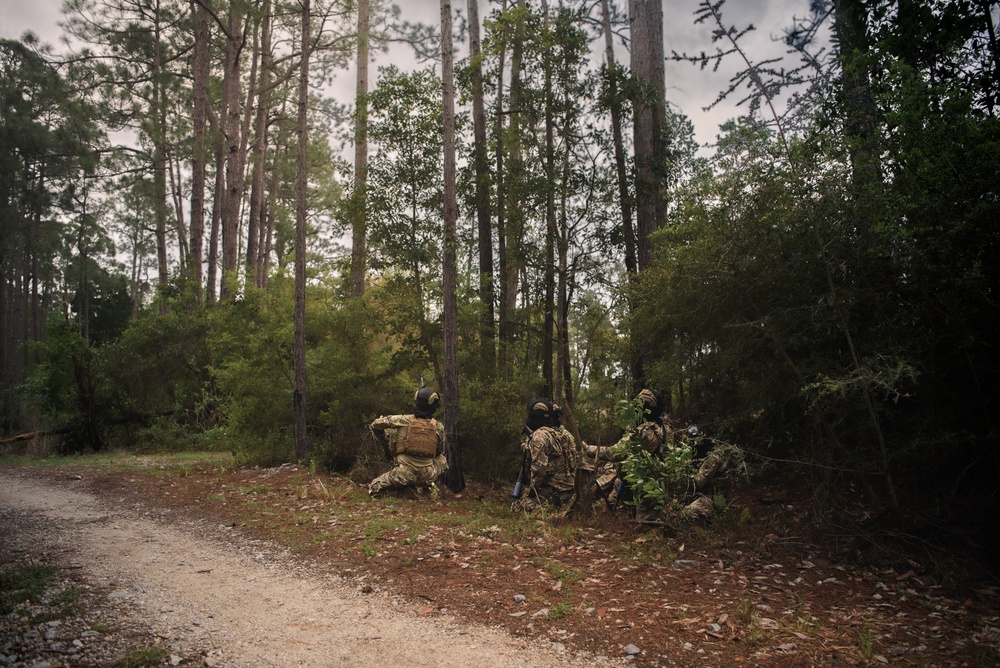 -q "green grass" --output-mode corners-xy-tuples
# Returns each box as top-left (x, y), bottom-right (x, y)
(547, 602), (574, 620)
(857, 626), (875, 661)
(0, 564), (55, 614)
(114, 647), (170, 668)
(48, 586), (81, 608)
(0, 450), (234, 473)
(532, 557), (583, 587)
